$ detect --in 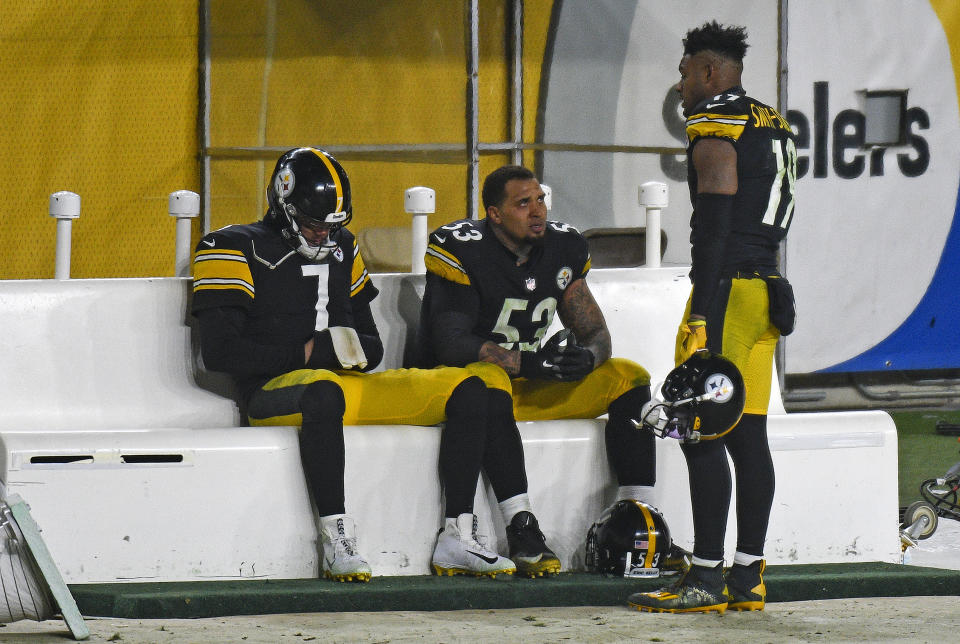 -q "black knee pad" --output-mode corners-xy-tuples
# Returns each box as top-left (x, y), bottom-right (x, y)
(445, 376), (488, 420)
(299, 379), (345, 423)
(608, 385), (651, 420)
